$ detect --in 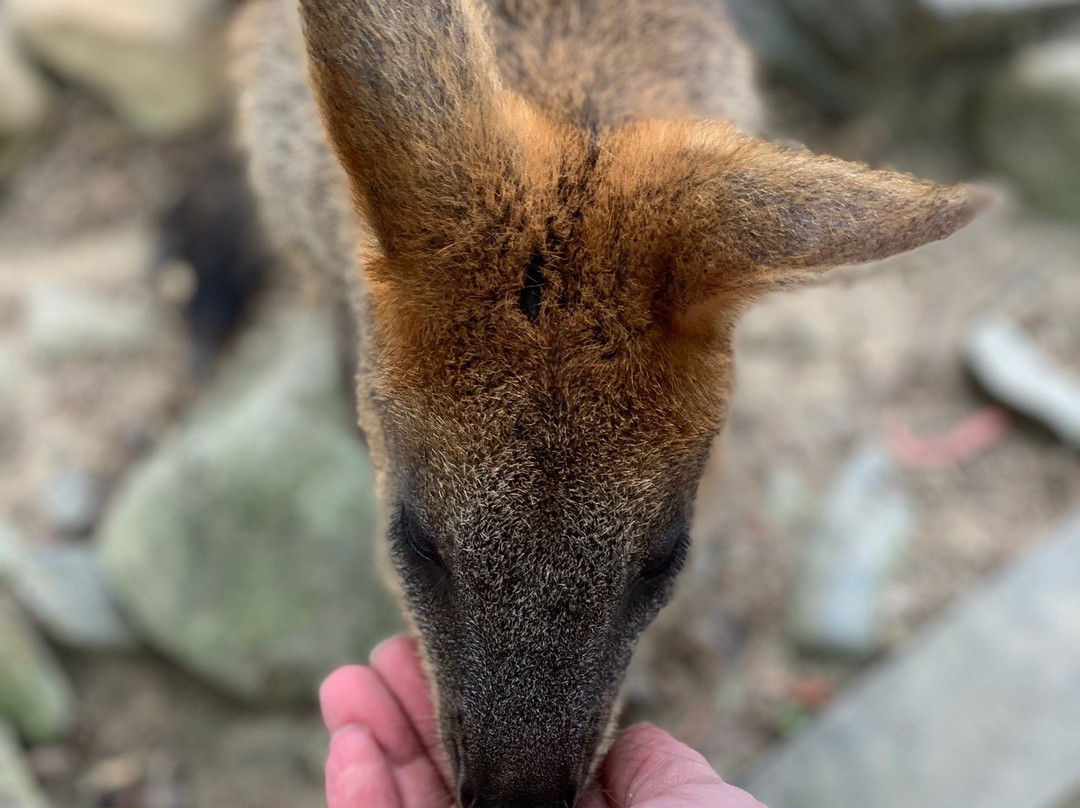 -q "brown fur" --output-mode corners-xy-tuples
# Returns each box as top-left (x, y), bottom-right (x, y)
(233, 1), (984, 805)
